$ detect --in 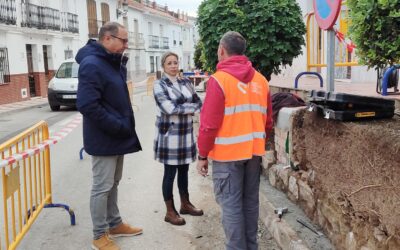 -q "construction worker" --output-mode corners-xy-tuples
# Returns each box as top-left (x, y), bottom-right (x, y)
(197, 31), (273, 250)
